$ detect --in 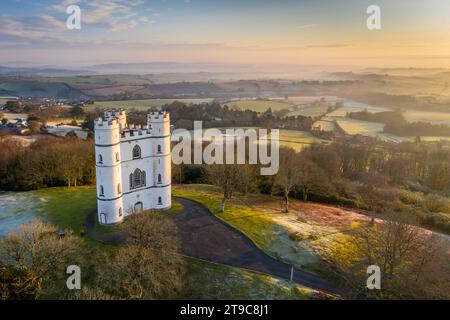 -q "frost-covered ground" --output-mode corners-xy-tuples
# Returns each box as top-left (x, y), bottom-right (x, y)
(0, 191), (44, 235)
